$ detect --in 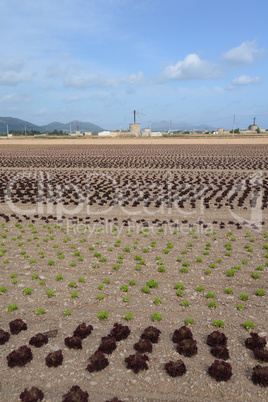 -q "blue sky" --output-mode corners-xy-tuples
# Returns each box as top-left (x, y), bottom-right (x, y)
(0, 0), (268, 130)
